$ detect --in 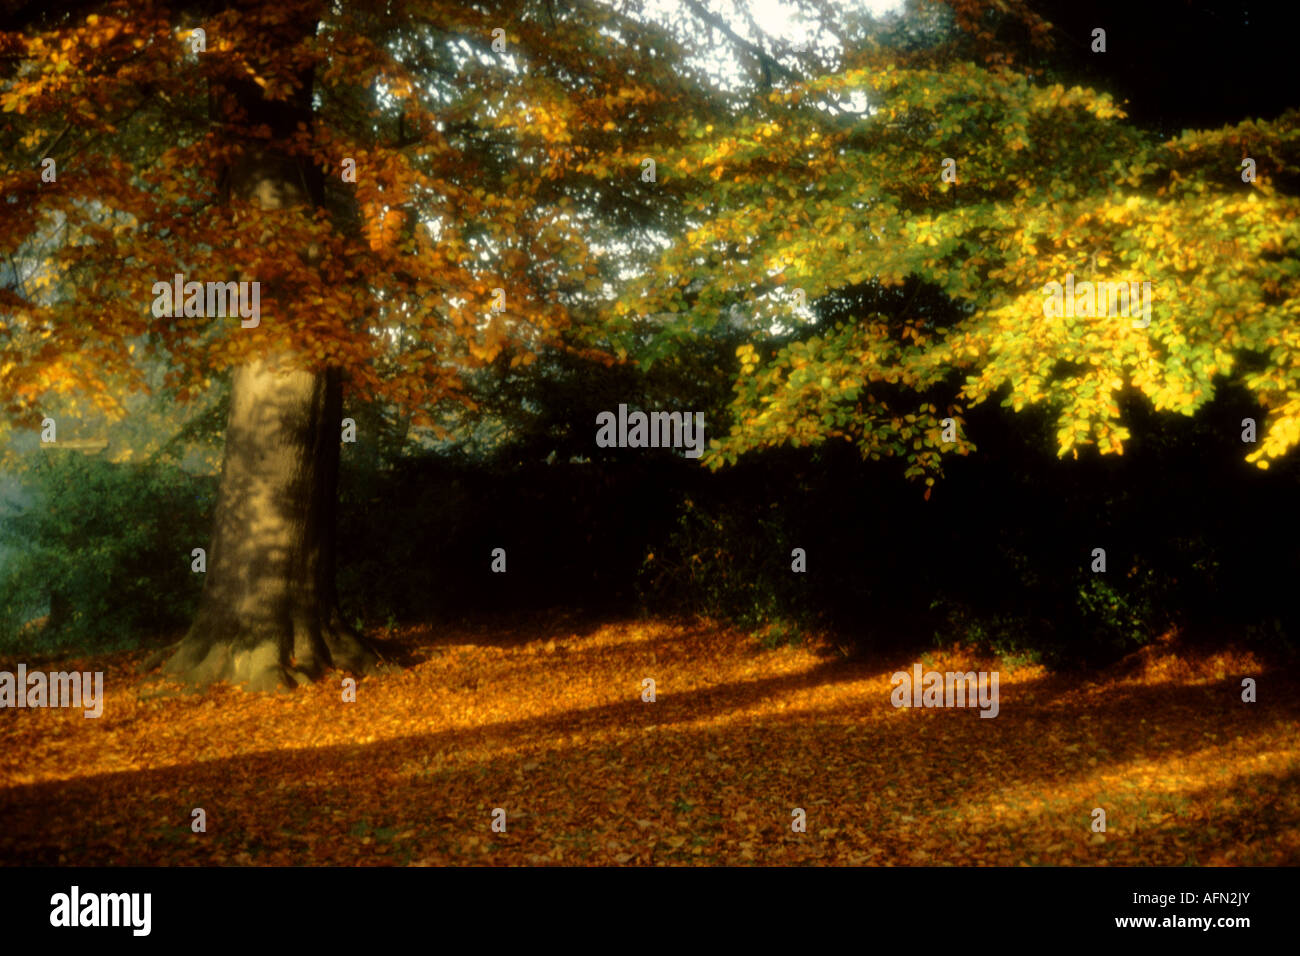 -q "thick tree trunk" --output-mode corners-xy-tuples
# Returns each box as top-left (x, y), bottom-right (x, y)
(165, 359), (377, 690)
(164, 13), (376, 690)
